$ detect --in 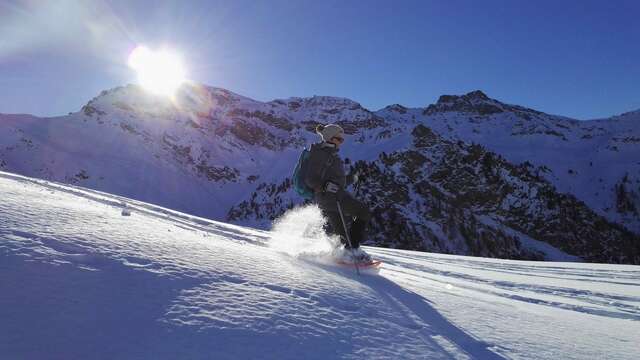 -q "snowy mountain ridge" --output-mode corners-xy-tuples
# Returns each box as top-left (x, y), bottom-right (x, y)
(0, 83), (638, 263)
(419, 91), (640, 230)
